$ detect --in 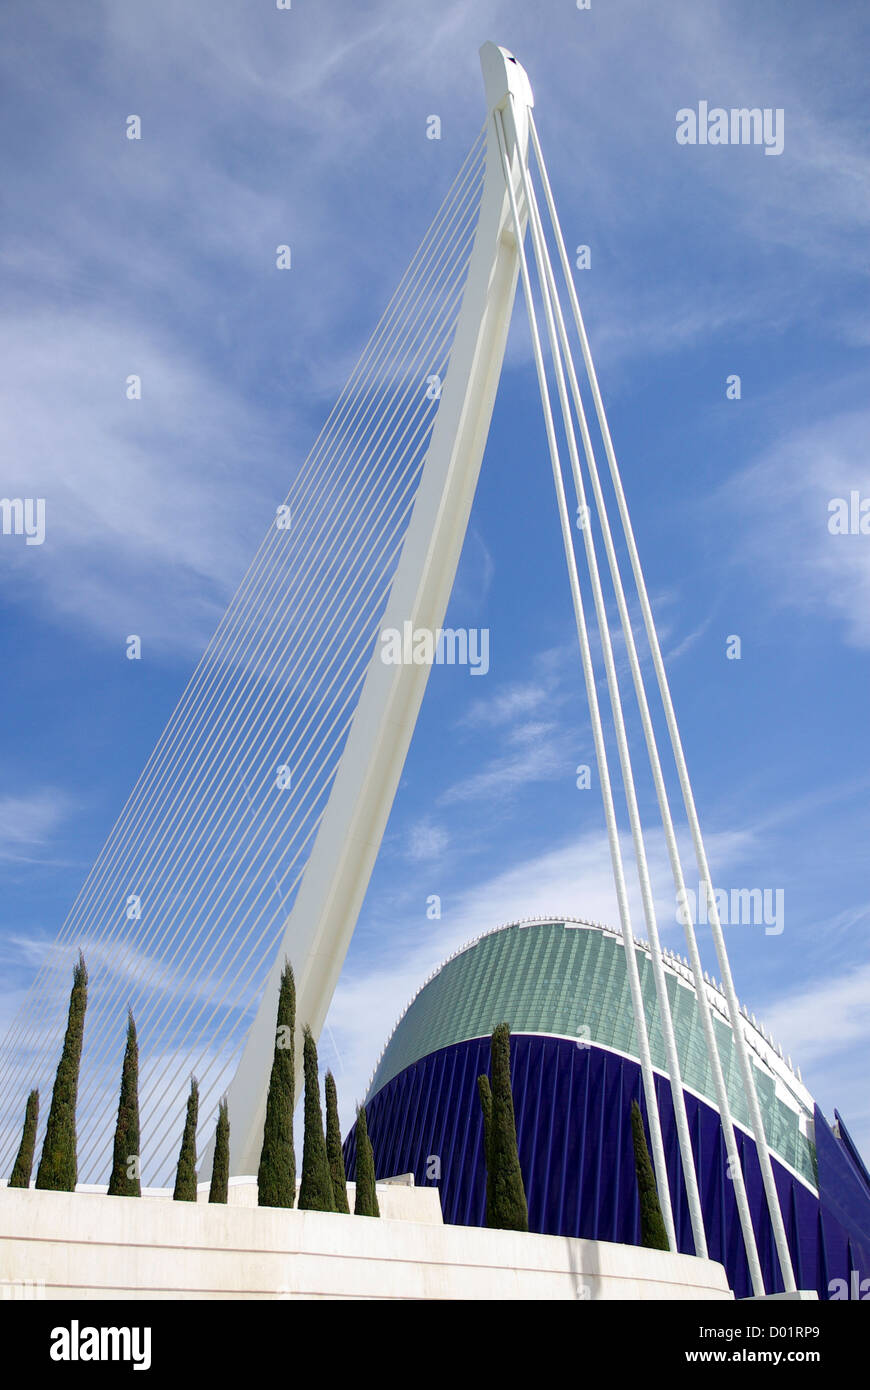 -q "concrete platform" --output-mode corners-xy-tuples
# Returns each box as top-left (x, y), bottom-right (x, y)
(0, 1183), (732, 1300)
